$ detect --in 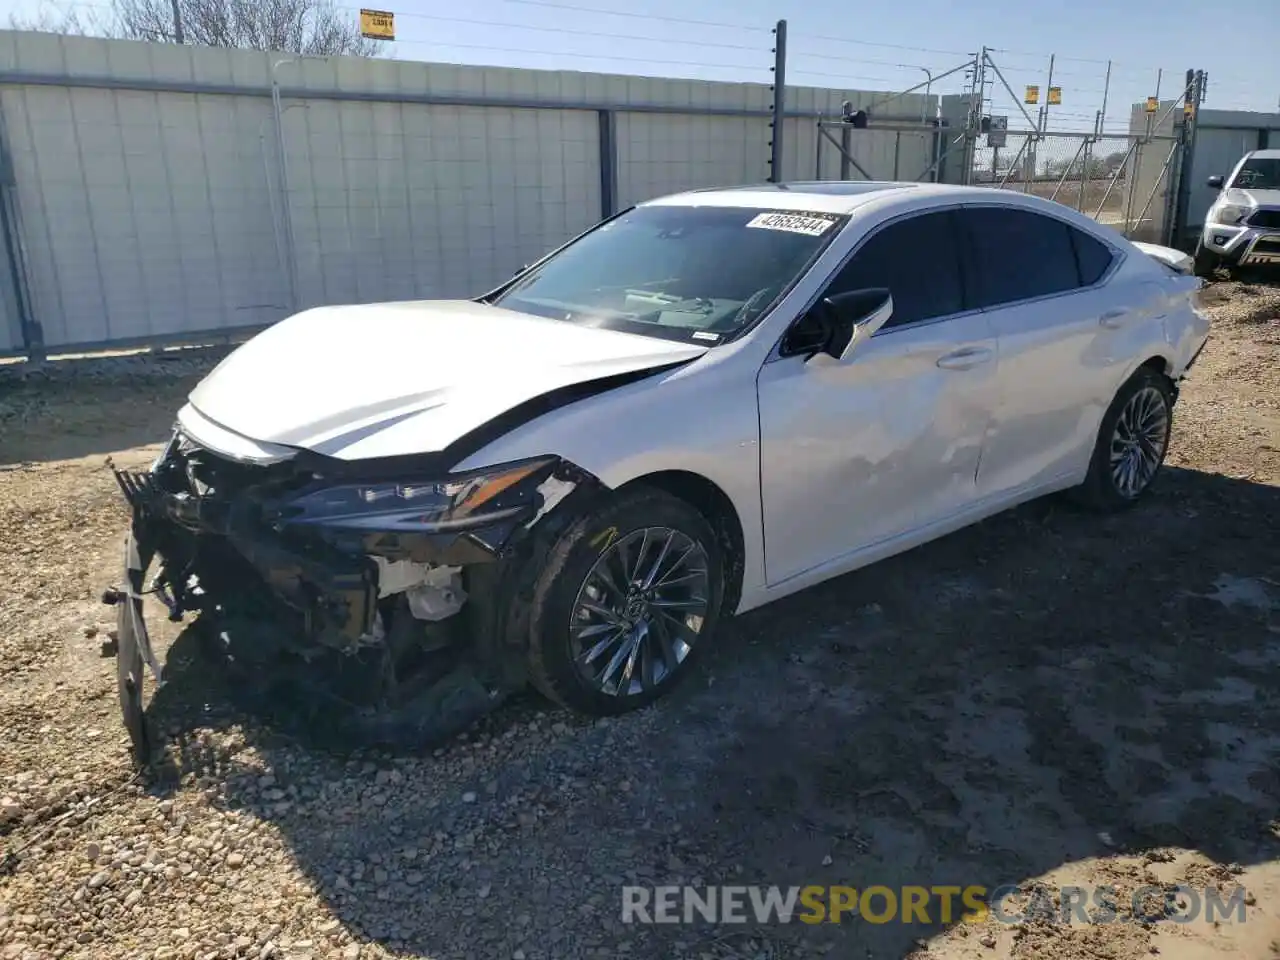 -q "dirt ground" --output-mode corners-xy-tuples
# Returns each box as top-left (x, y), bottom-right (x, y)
(1, 281), (1279, 960)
